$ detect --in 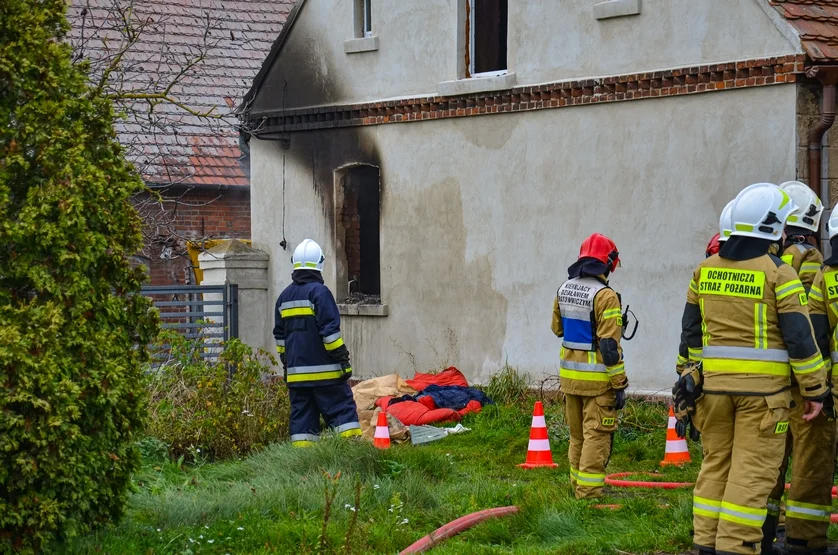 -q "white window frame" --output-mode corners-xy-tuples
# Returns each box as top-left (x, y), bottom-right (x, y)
(468, 0), (508, 78)
(362, 0), (372, 38)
